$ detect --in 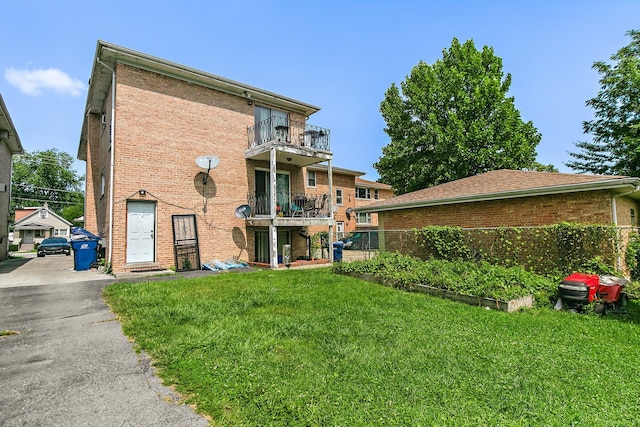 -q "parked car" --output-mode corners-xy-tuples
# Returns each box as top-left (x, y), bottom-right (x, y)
(37, 237), (71, 257)
(340, 231), (379, 250)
